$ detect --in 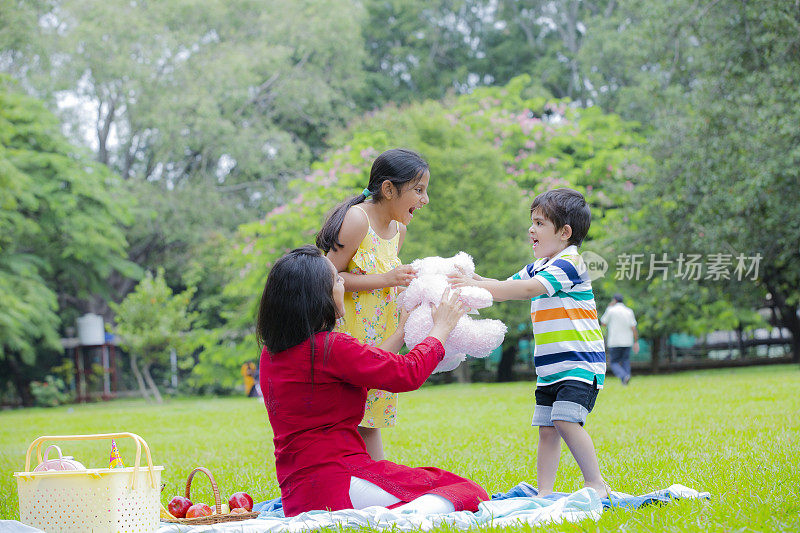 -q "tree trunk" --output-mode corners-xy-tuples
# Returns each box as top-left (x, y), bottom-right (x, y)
(130, 352), (150, 401)
(736, 325), (747, 359)
(776, 304), (800, 363)
(762, 277), (800, 363)
(5, 353), (35, 407)
(453, 361), (471, 384)
(141, 362), (163, 403)
(557, 0), (583, 105)
(497, 343), (516, 382)
(96, 97), (116, 166)
(766, 284), (800, 363)
(650, 335), (663, 373)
